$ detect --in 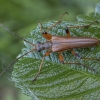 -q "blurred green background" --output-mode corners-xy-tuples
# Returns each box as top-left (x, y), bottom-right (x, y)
(0, 0), (99, 100)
